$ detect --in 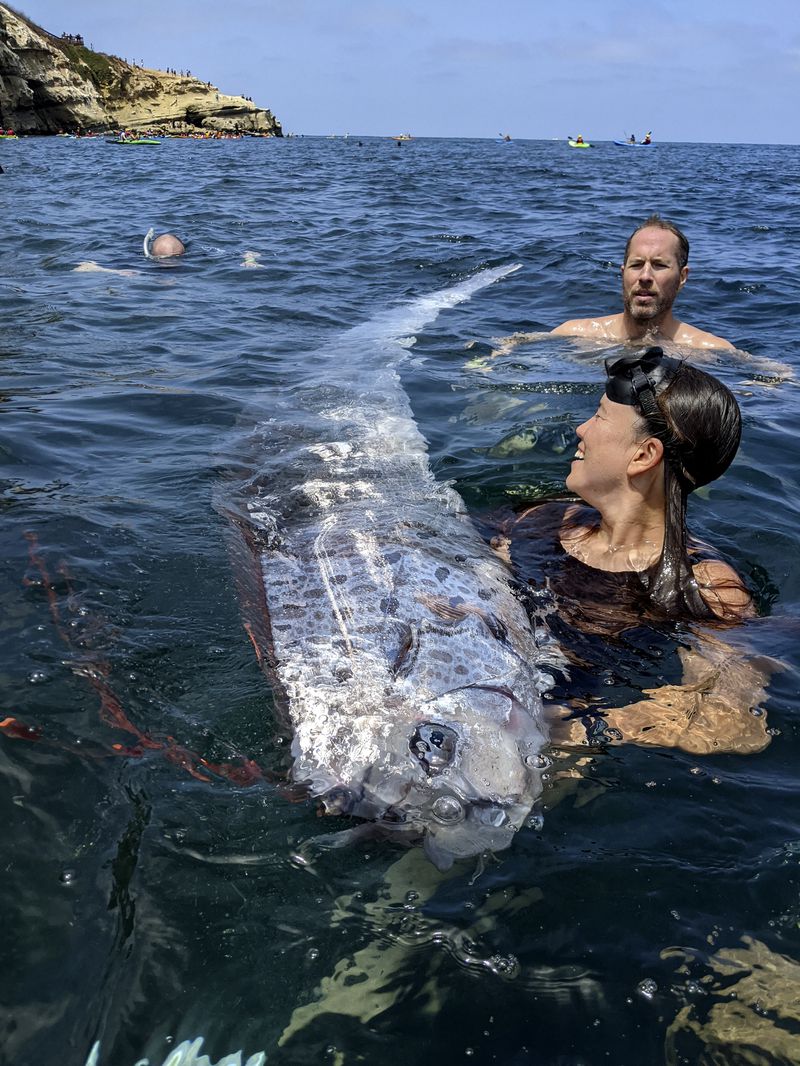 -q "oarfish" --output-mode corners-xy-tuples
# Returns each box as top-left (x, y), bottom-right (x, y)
(227, 265), (559, 870)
